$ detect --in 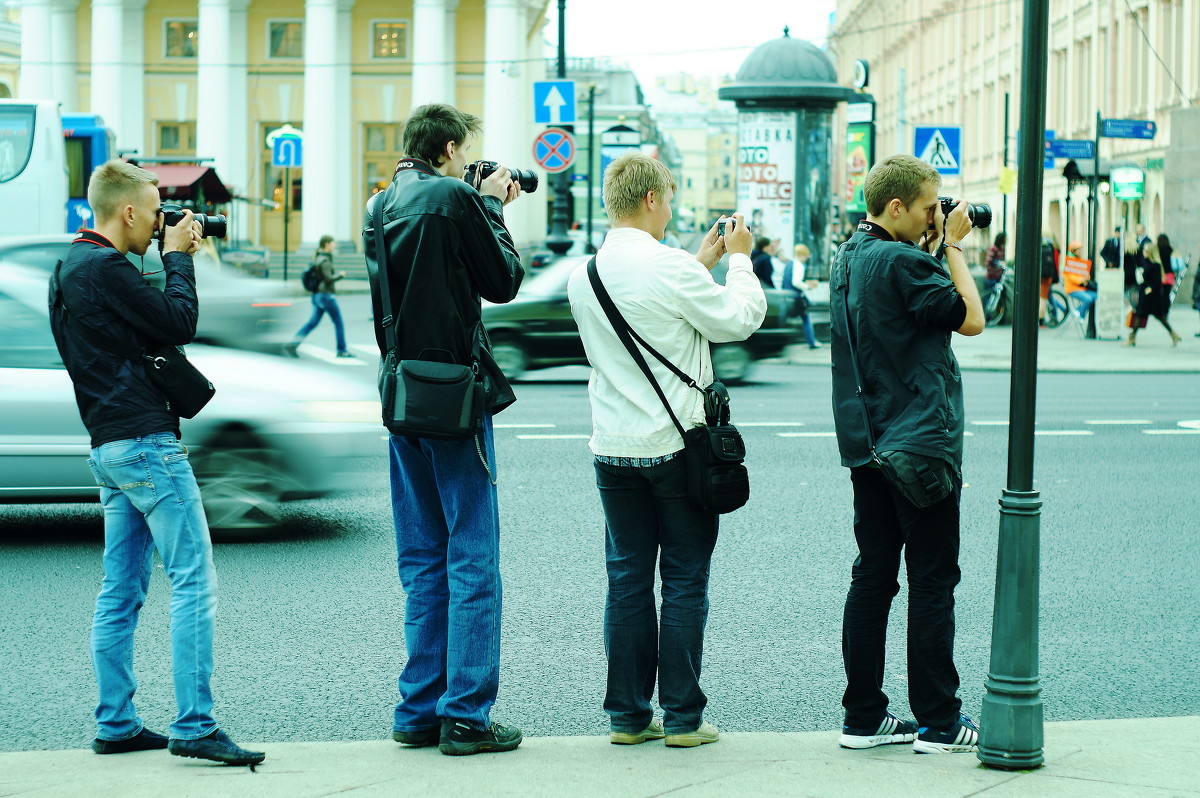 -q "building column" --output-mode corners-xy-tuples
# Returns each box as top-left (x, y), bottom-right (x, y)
(197, 0), (248, 195)
(411, 0), (447, 110)
(18, 0), (54, 100)
(89, 0), (125, 145)
(49, 0), (80, 109)
(482, 0), (522, 165)
(443, 0), (459, 105)
(303, 0), (353, 244)
(333, 0), (354, 241)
